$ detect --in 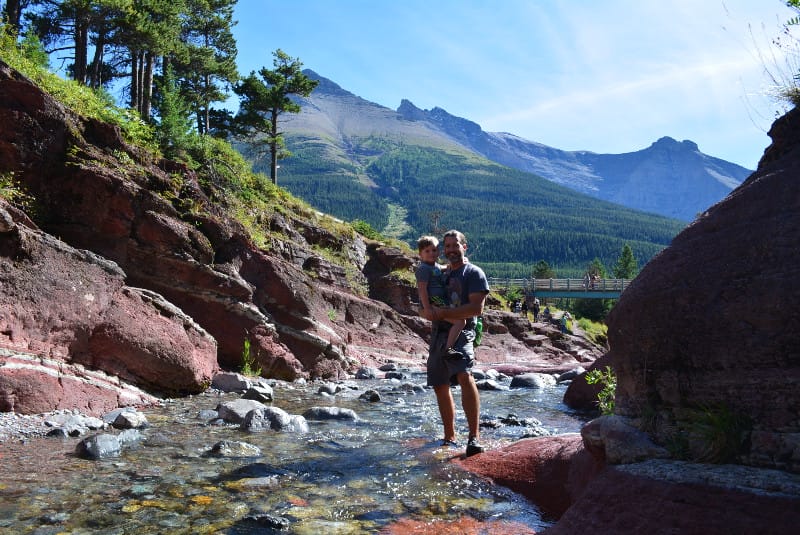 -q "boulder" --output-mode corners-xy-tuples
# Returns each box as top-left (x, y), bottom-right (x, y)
(457, 434), (601, 518)
(606, 107), (800, 472)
